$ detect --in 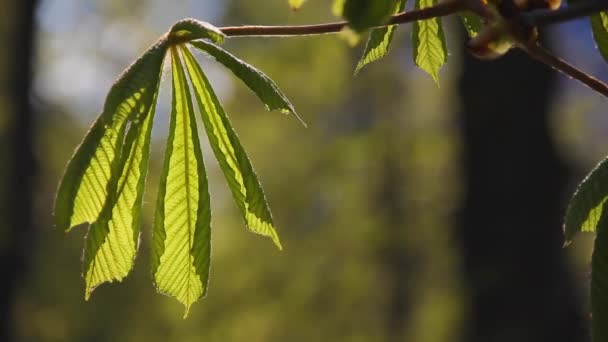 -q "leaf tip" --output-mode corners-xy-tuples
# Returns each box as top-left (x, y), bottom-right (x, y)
(183, 305), (192, 319)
